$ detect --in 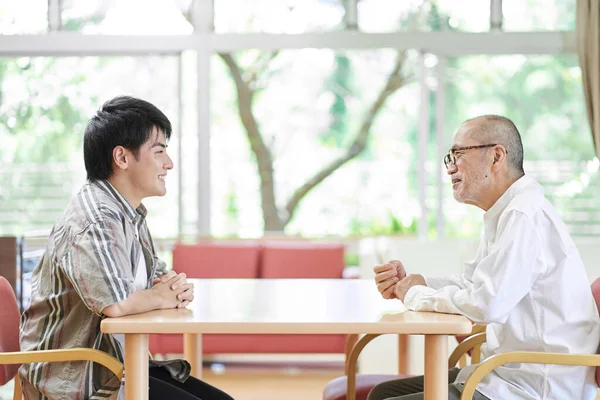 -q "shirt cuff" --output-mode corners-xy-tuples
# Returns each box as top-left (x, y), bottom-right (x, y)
(403, 285), (422, 310)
